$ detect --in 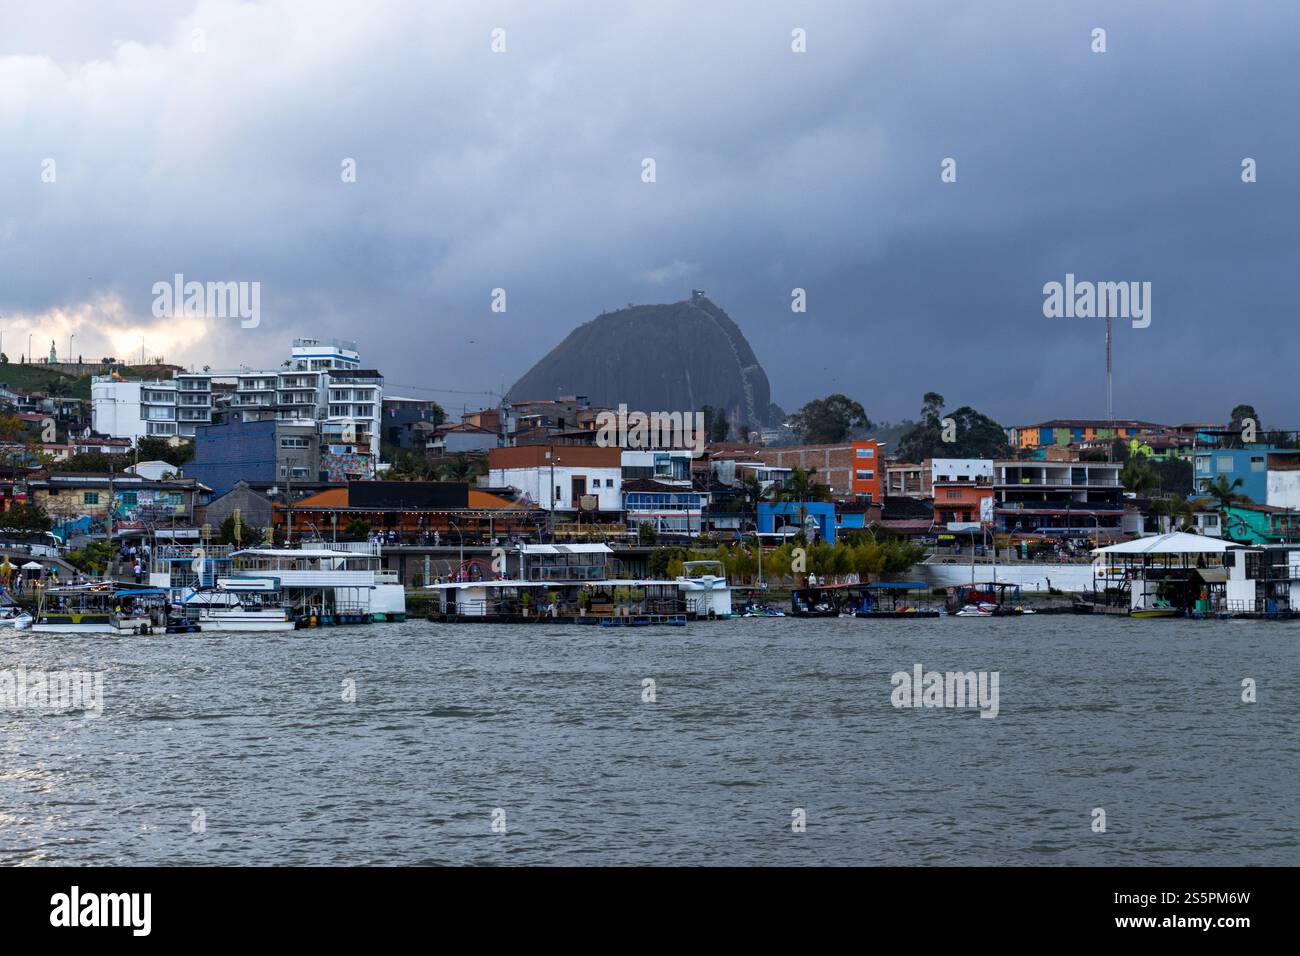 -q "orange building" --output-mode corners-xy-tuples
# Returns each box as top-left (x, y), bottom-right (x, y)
(932, 482), (993, 528)
(850, 440), (881, 502)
